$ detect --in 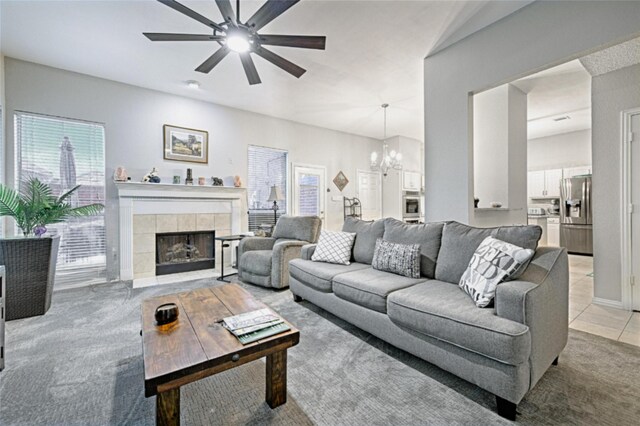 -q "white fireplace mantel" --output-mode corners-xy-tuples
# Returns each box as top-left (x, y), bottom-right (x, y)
(116, 182), (248, 280)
